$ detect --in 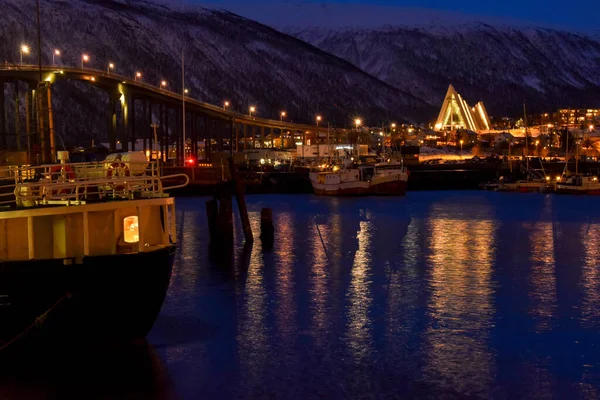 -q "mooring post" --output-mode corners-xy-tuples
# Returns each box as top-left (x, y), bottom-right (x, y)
(217, 187), (234, 246)
(205, 199), (219, 244)
(260, 208), (274, 250)
(228, 156), (253, 244)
